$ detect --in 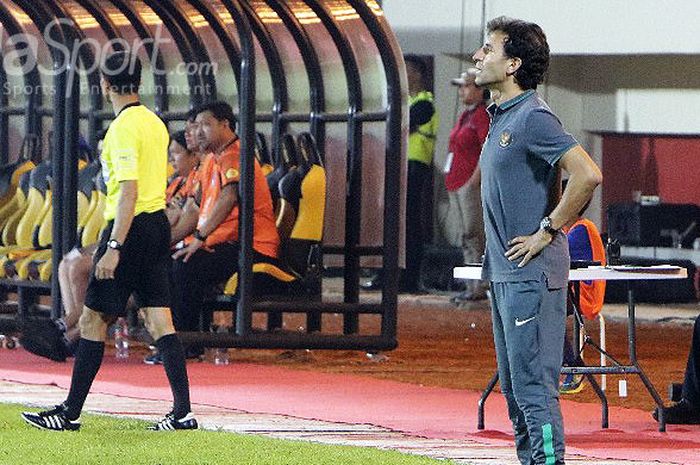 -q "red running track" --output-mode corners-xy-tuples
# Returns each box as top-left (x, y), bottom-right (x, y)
(1, 349), (698, 464)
